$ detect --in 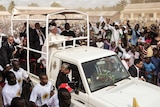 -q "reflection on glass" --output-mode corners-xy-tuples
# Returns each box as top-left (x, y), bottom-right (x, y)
(82, 55), (130, 92)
